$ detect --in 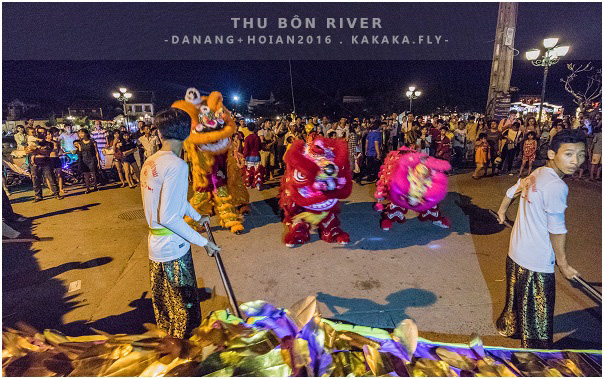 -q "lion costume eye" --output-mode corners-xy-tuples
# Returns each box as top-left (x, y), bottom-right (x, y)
(293, 170), (306, 182)
(200, 105), (210, 114)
